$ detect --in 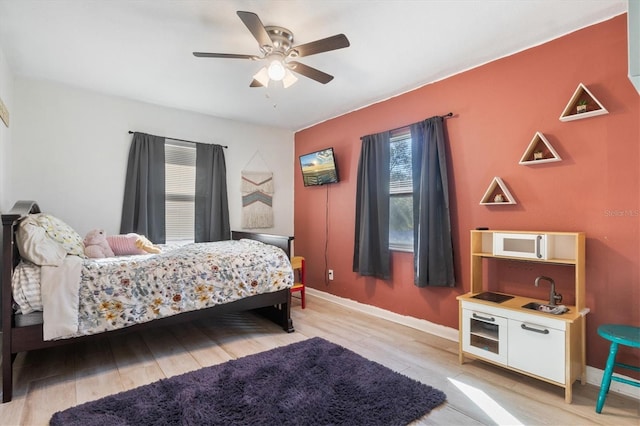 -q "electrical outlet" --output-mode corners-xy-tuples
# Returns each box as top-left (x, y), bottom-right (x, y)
(328, 269), (334, 280)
